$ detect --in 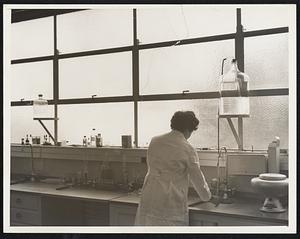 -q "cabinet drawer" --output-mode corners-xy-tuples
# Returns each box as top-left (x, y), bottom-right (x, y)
(11, 208), (42, 225)
(11, 192), (41, 210)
